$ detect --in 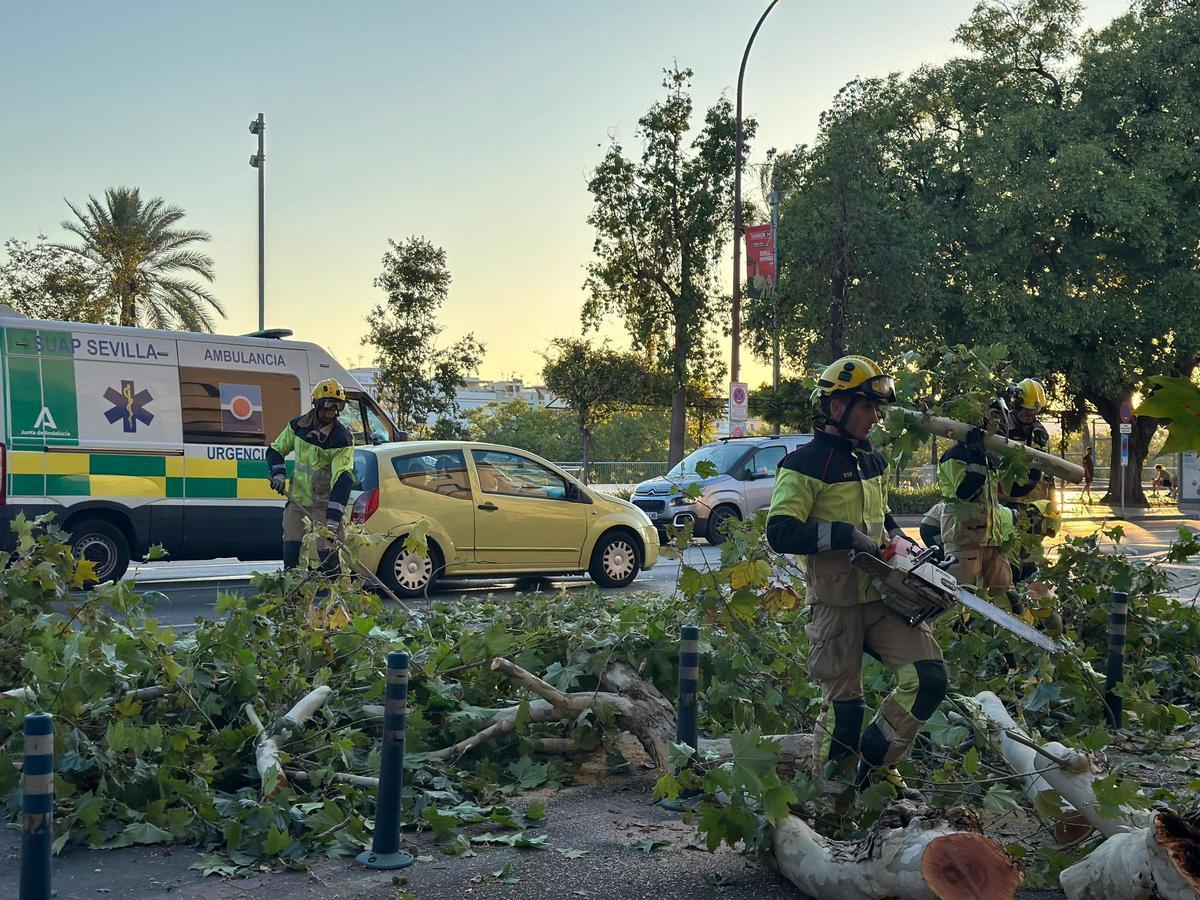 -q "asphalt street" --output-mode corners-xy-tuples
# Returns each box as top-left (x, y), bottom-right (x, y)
(117, 515), (1200, 628)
